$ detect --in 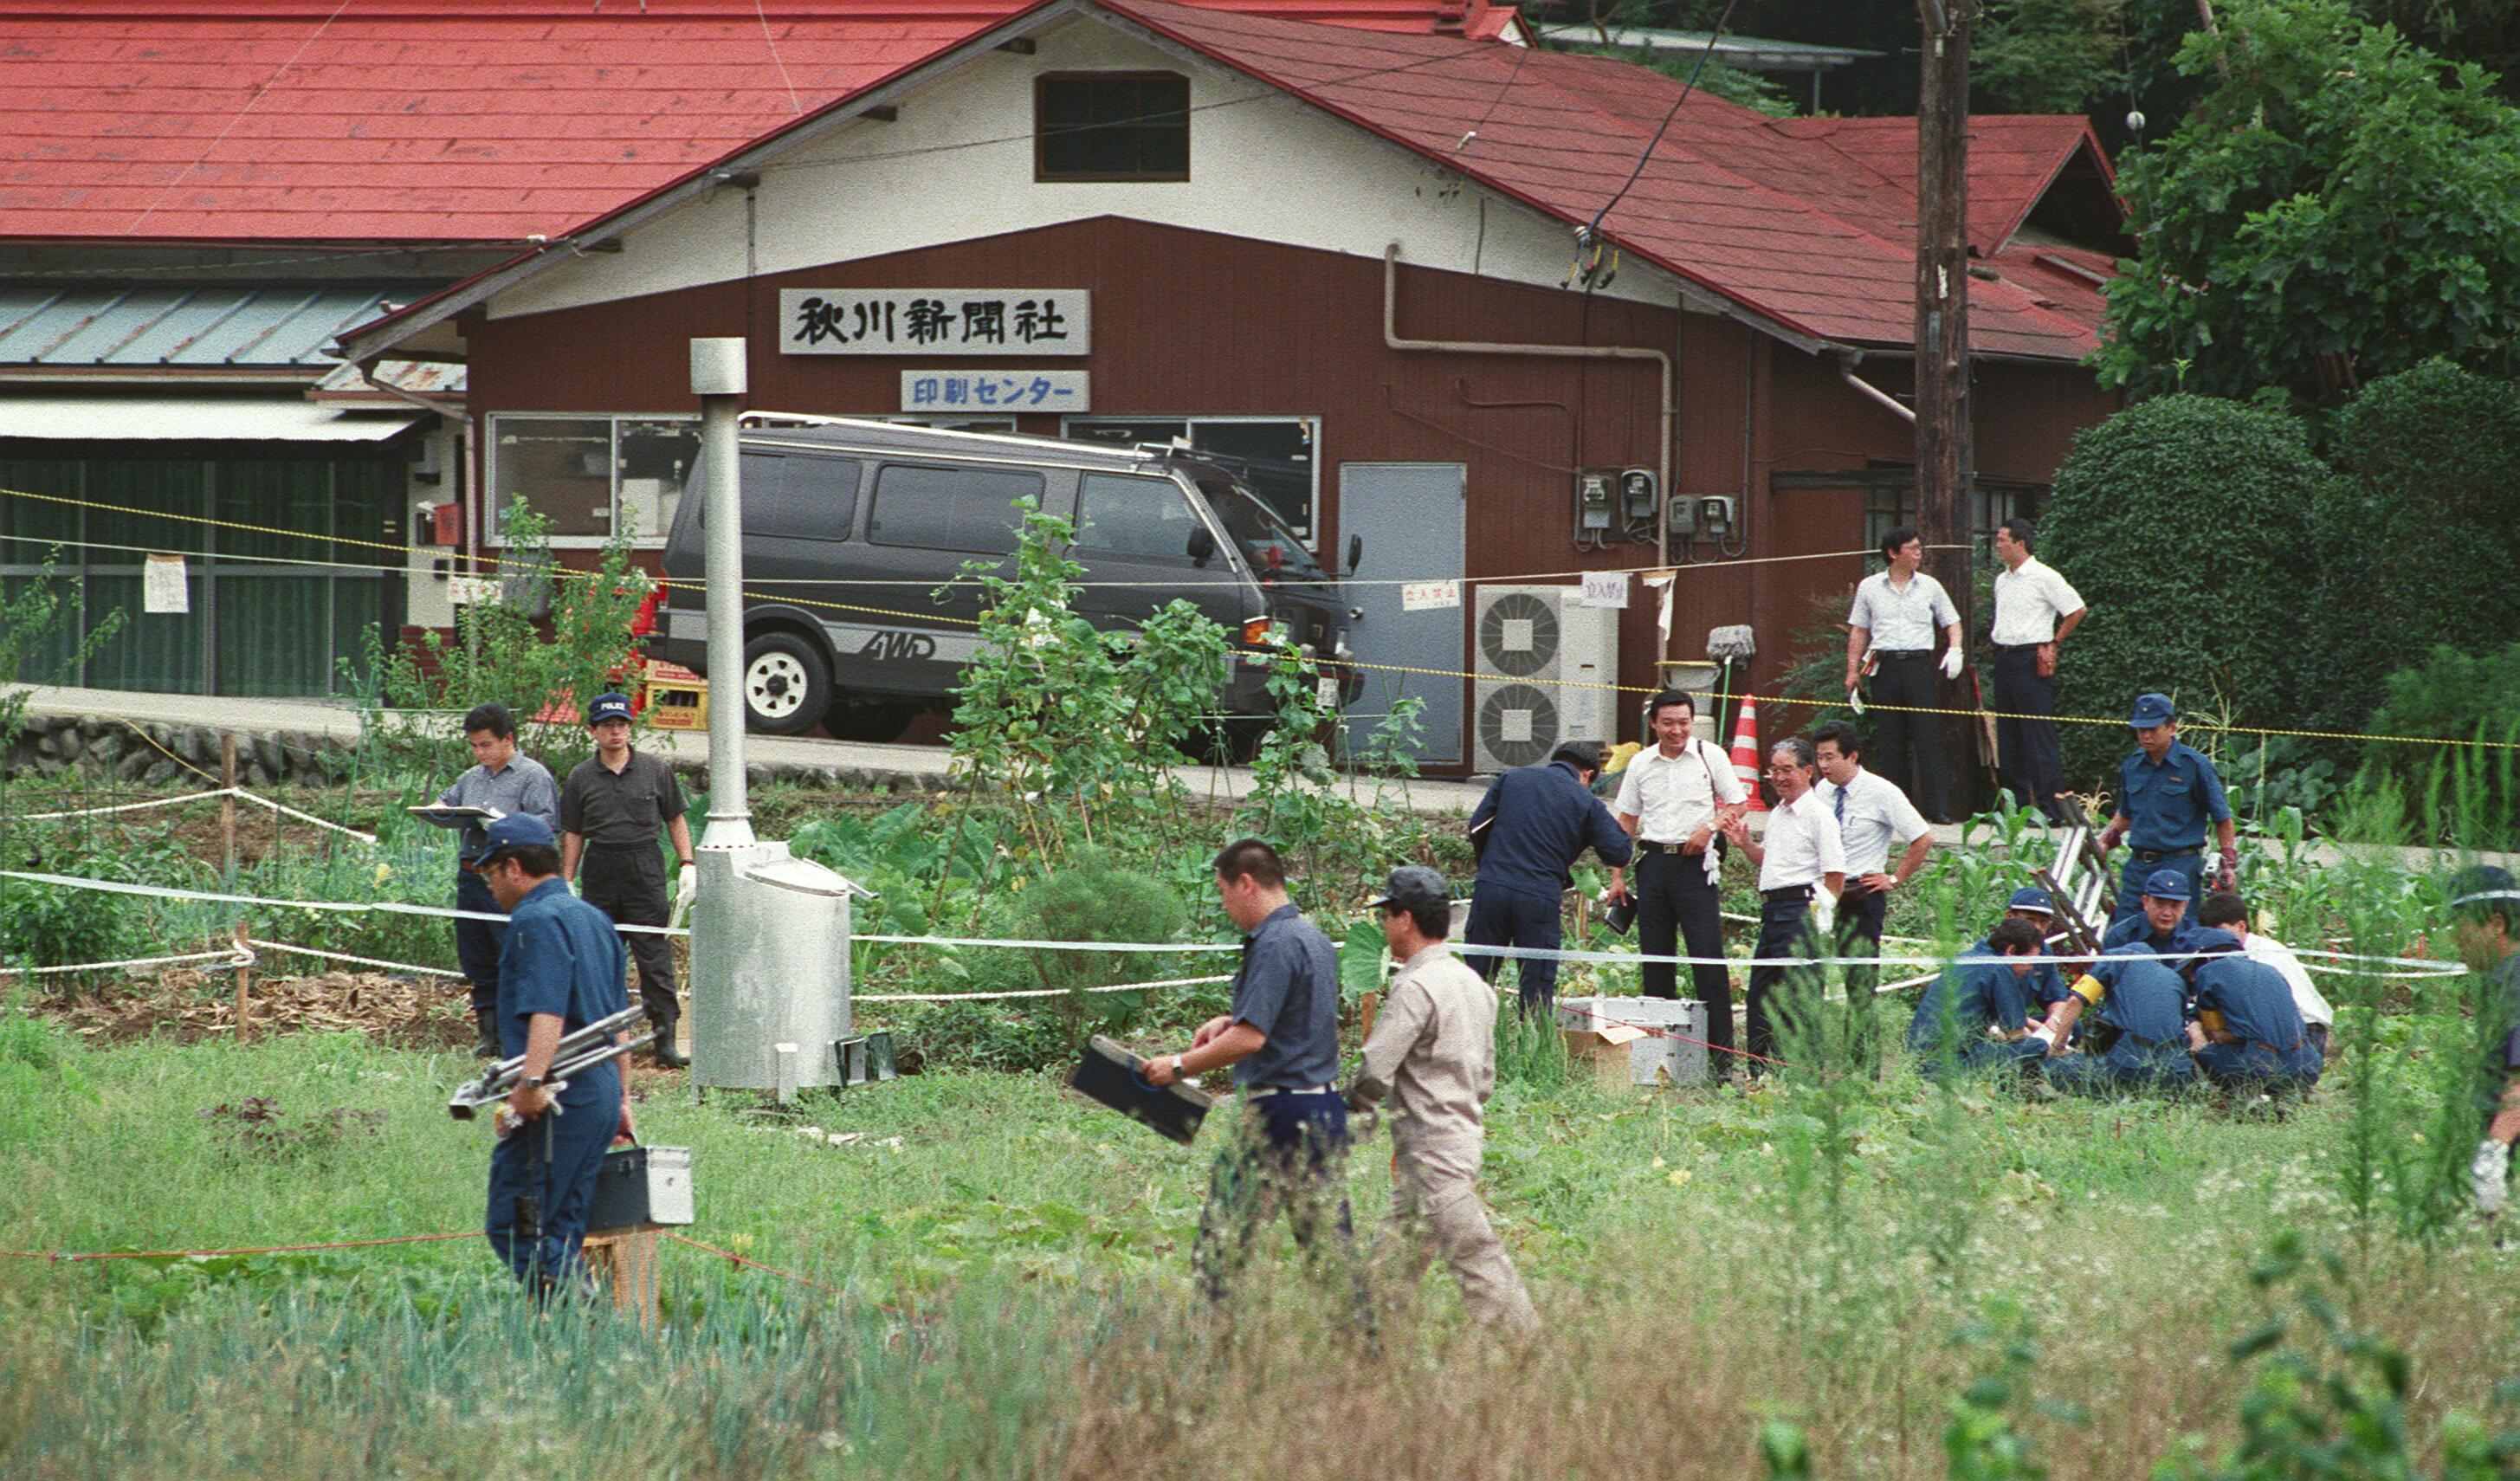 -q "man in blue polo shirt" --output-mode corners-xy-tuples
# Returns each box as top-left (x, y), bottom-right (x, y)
(1907, 916), (2049, 1079)
(1143, 838), (1360, 1308)
(2097, 693), (2234, 929)
(471, 814), (634, 1296)
(1465, 740), (1632, 1015)
(2102, 868), (2213, 956)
